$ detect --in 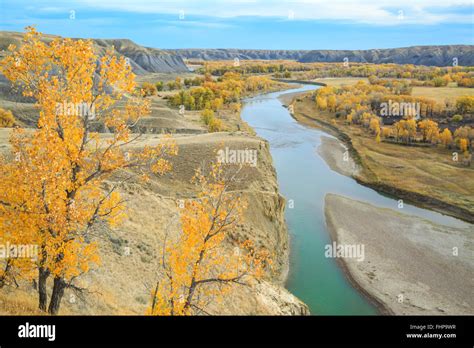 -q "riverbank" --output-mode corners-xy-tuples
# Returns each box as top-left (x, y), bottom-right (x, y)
(278, 90), (304, 106)
(325, 193), (474, 315)
(317, 136), (359, 177)
(290, 93), (474, 224)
